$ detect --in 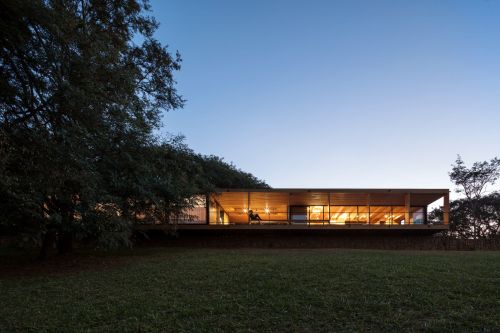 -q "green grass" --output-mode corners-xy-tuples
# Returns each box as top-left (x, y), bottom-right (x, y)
(0, 248), (499, 332)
